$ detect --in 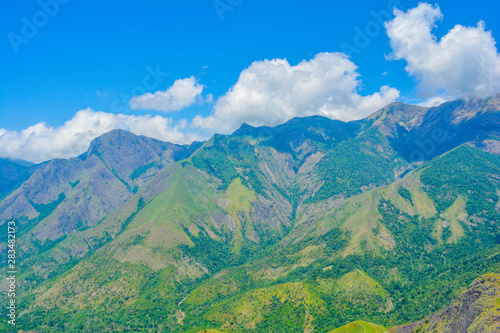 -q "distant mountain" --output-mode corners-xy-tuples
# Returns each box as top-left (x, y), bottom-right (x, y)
(368, 95), (500, 161)
(0, 157), (35, 200)
(0, 129), (201, 258)
(1, 95), (500, 332)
